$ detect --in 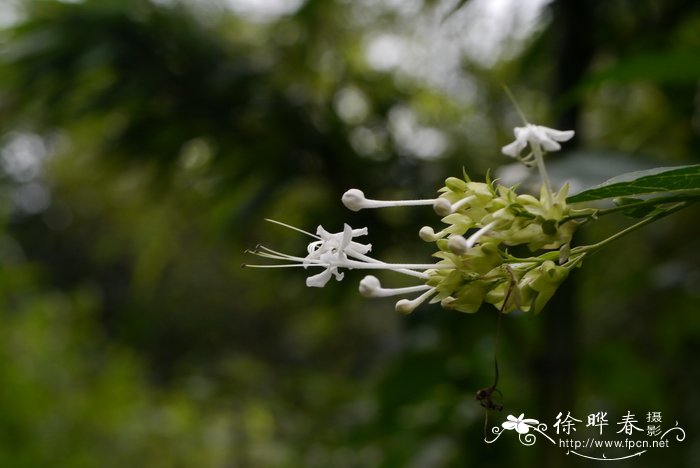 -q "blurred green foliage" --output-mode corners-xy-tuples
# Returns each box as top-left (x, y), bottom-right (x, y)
(0, 0), (699, 466)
